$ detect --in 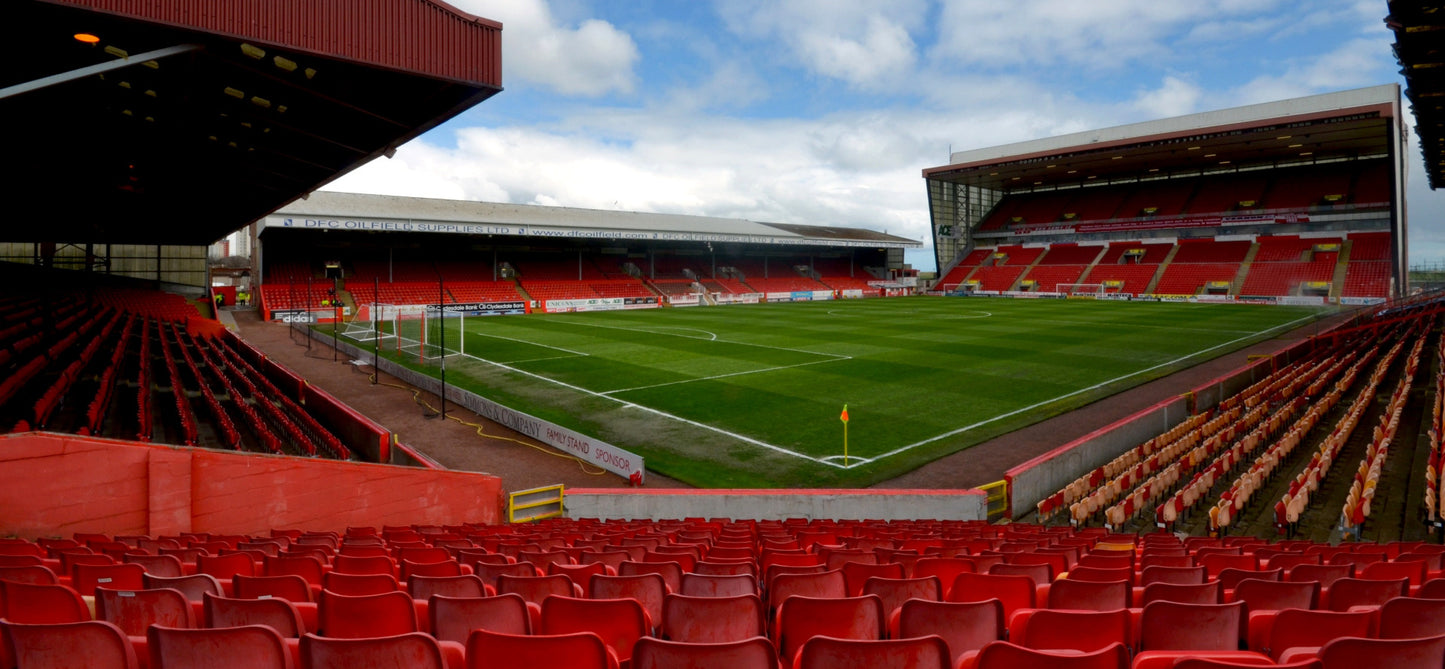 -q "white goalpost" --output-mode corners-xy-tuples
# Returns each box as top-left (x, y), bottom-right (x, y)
(339, 303), (398, 345)
(1055, 283), (1107, 297)
(394, 306), (466, 364)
